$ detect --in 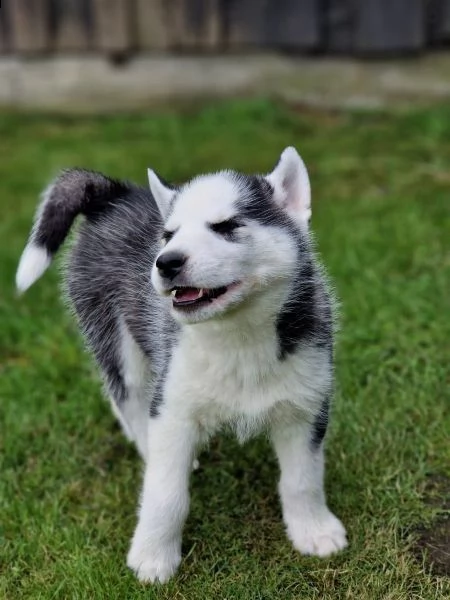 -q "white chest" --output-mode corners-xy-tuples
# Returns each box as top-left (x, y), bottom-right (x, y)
(165, 329), (331, 436)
